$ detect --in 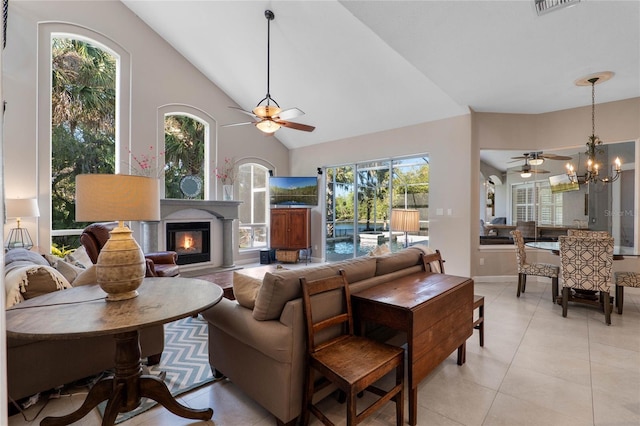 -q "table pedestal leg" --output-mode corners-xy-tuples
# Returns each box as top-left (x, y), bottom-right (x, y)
(41, 330), (212, 426)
